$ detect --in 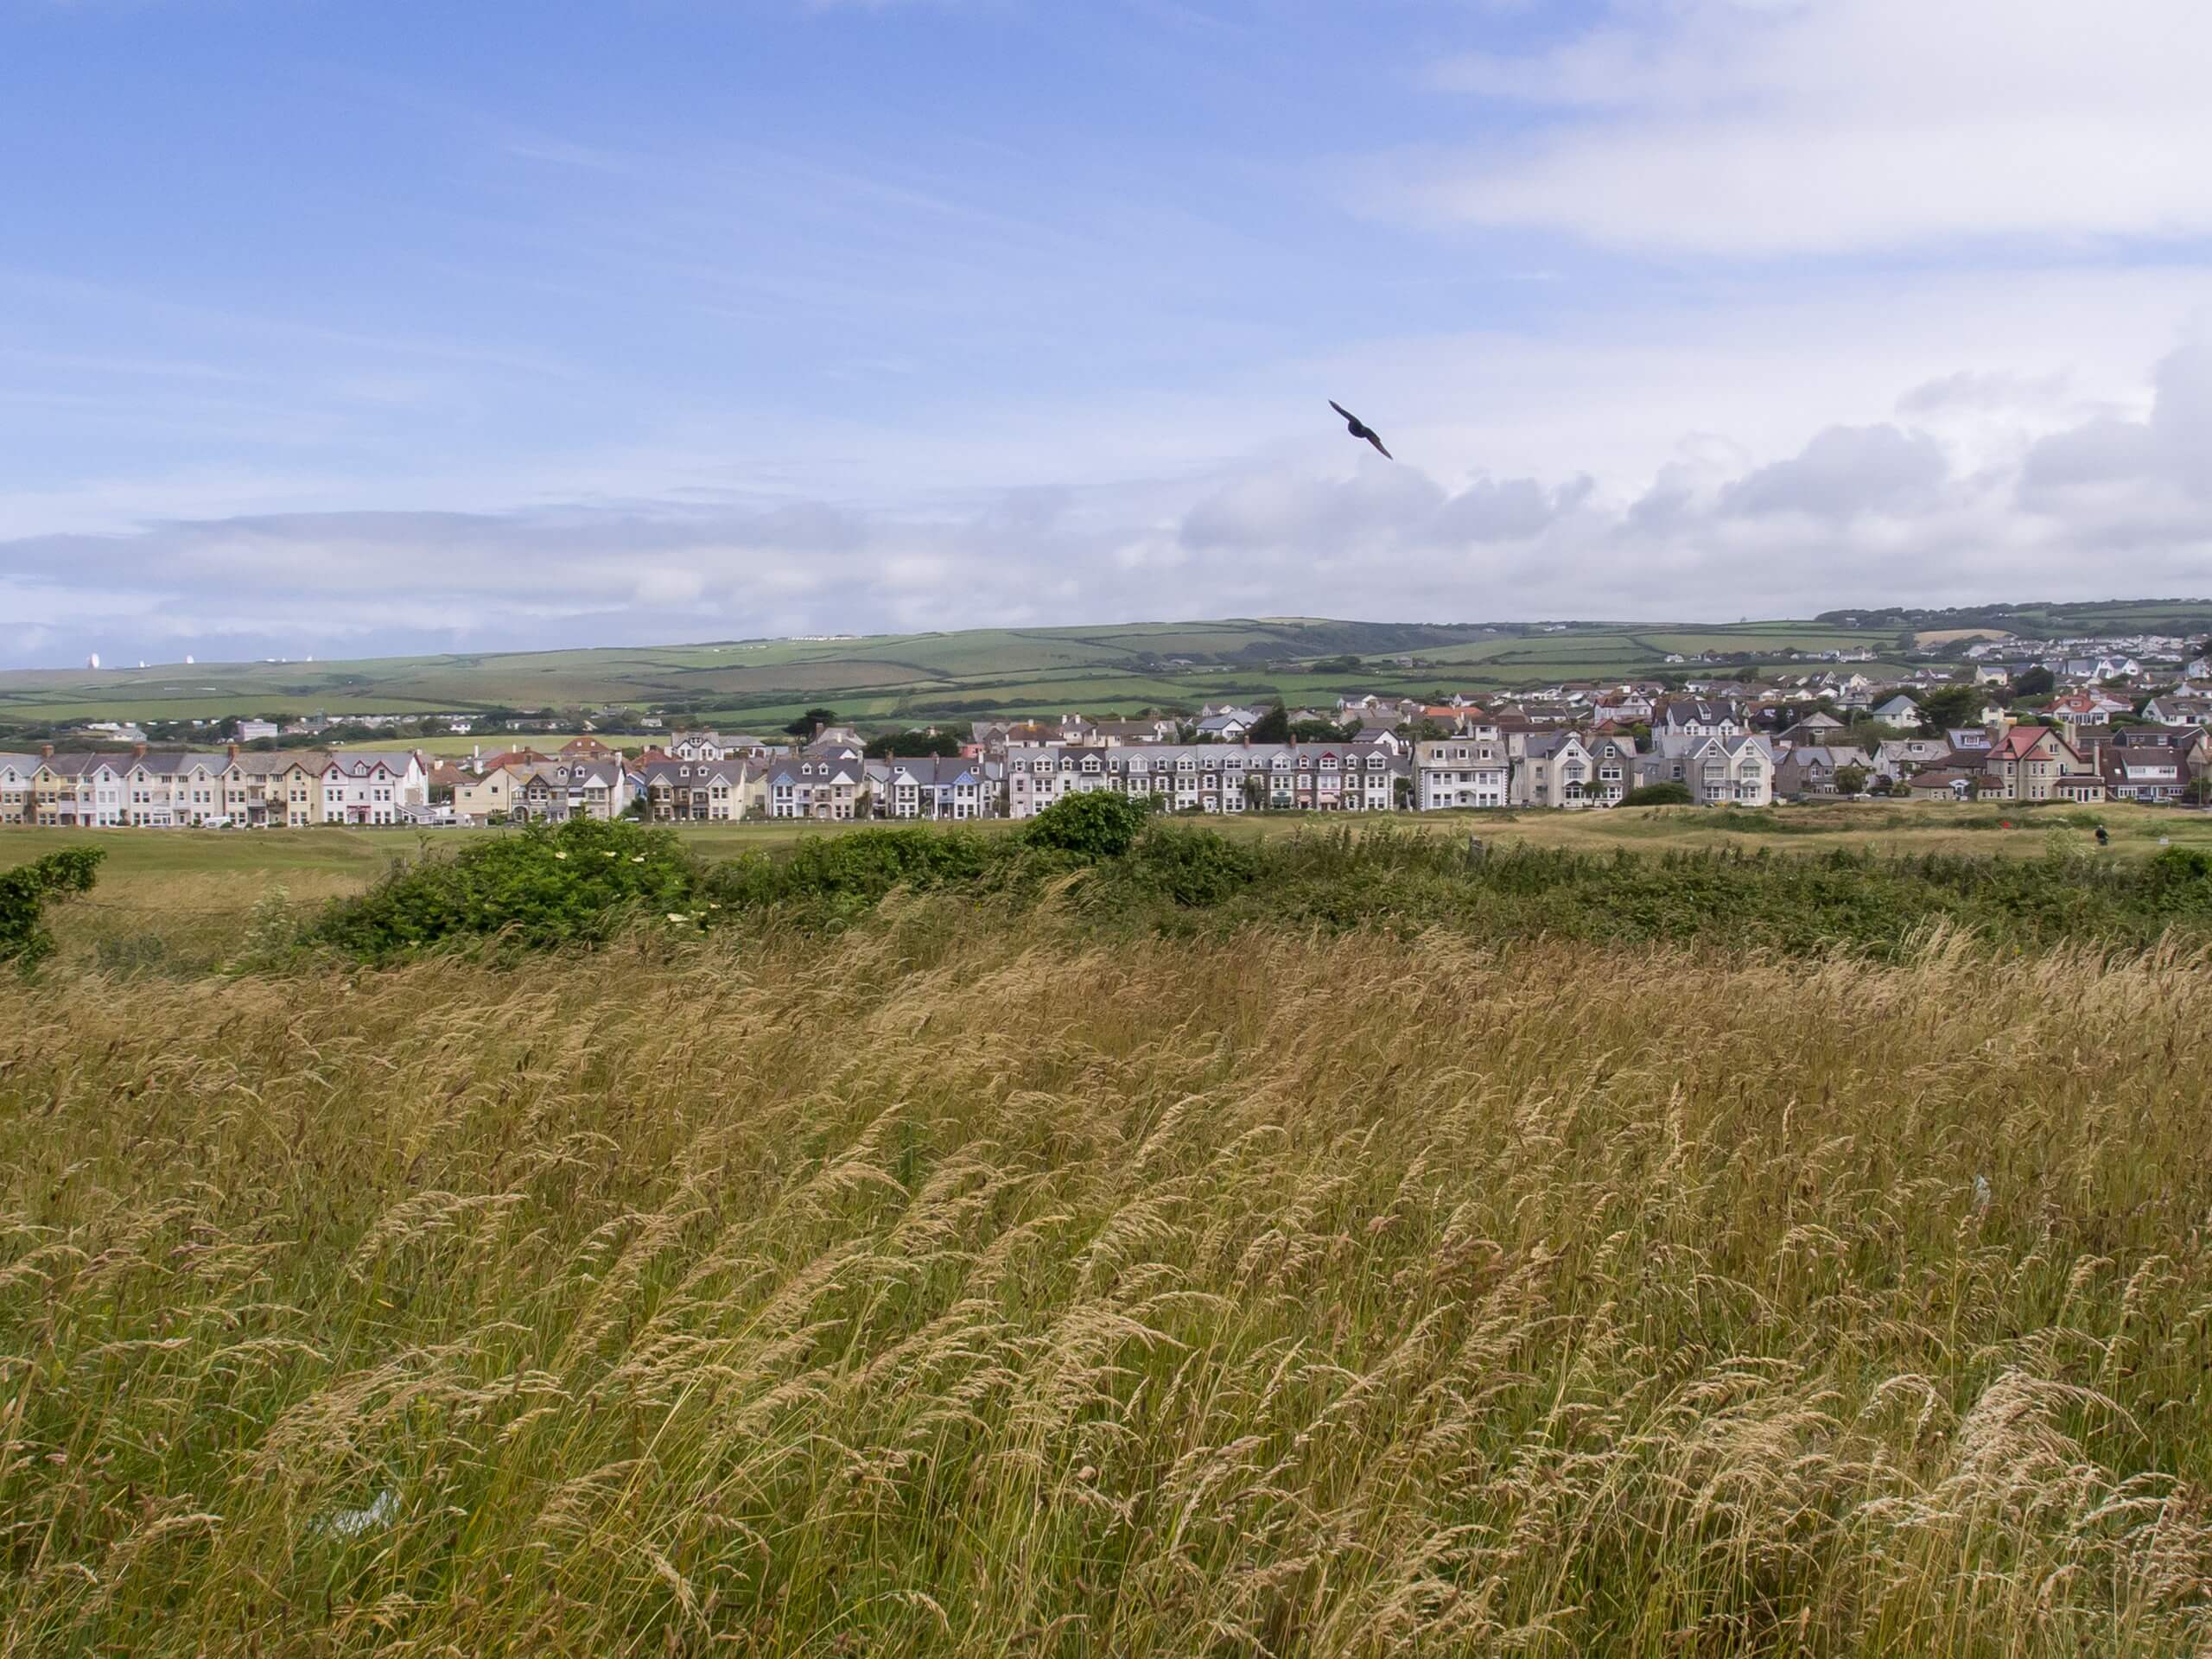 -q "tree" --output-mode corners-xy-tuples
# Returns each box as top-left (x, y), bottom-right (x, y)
(1, 847), (105, 966)
(2011, 665), (2055, 699)
(1834, 764), (1870, 796)
(1622, 781), (1693, 806)
(1912, 684), (1985, 735)
(1840, 718), (1904, 753)
(864, 728), (960, 759)
(1246, 703), (1292, 745)
(785, 707), (838, 738)
(1243, 773), (1268, 812)
(1290, 718), (1352, 743)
